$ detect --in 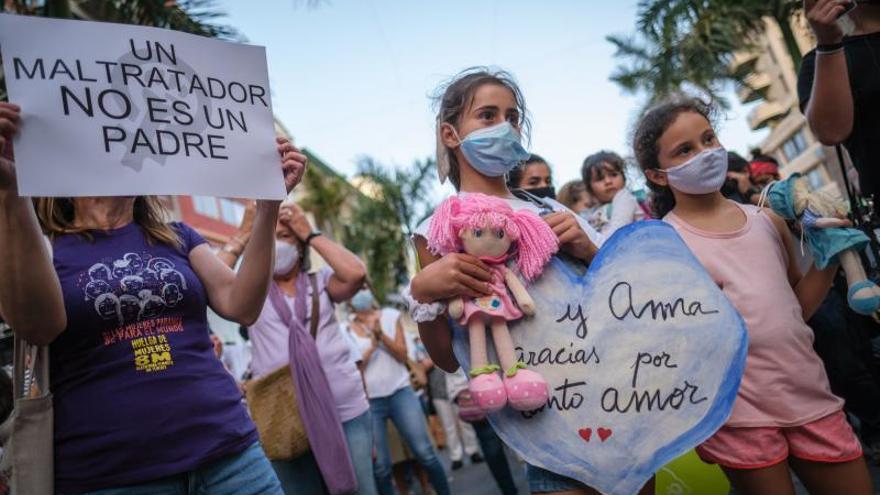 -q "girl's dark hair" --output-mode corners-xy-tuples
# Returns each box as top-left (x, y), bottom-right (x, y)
(506, 154), (548, 190)
(727, 151), (749, 173)
(580, 151), (626, 194)
(433, 67), (531, 190)
(633, 98), (714, 217)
